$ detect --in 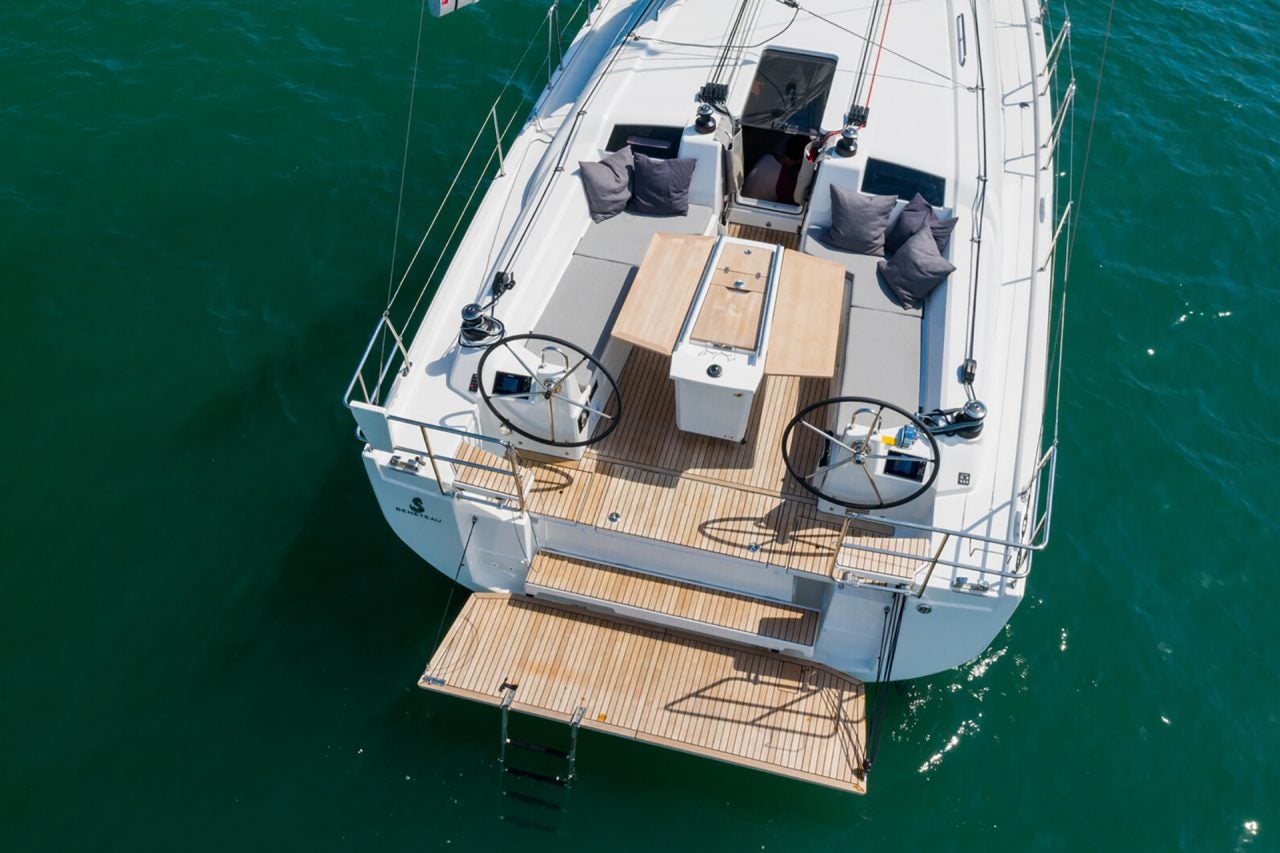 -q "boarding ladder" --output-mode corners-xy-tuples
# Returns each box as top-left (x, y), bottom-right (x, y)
(497, 683), (586, 817)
